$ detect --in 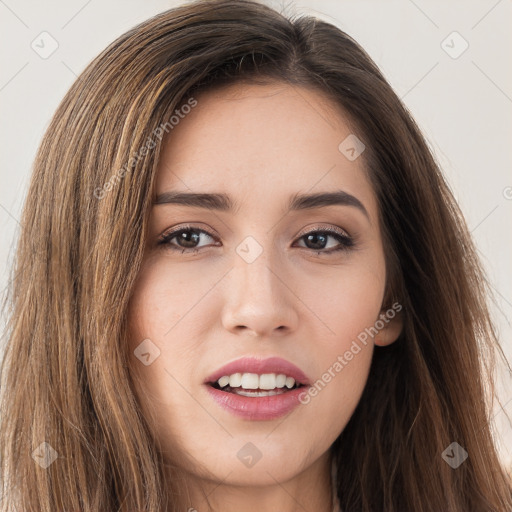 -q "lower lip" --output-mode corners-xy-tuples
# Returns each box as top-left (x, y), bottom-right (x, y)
(204, 384), (310, 420)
